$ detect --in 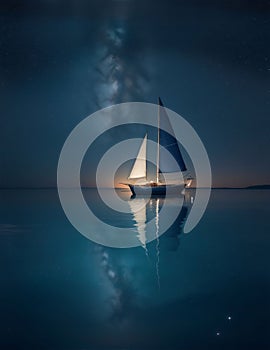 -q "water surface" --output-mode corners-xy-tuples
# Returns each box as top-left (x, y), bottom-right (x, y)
(0, 189), (269, 349)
